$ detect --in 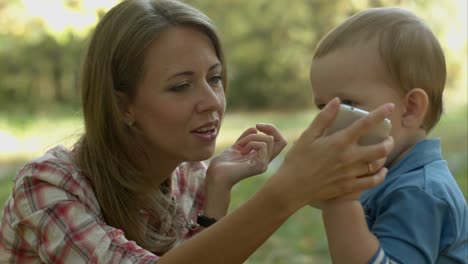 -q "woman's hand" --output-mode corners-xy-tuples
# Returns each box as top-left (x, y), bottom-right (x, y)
(207, 123), (287, 188)
(309, 155), (388, 209)
(264, 98), (395, 212)
(203, 123), (287, 219)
